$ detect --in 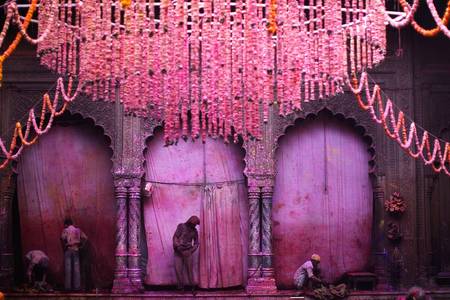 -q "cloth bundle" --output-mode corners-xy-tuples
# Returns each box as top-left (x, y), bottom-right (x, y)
(313, 283), (348, 300)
